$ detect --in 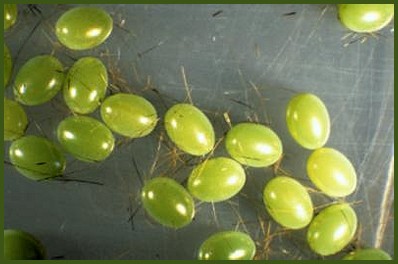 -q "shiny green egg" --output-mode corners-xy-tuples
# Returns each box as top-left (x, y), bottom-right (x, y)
(14, 55), (65, 106)
(198, 231), (256, 260)
(4, 98), (28, 141)
(4, 43), (12, 87)
(9, 135), (66, 181)
(141, 177), (195, 229)
(101, 93), (158, 138)
(286, 93), (330, 150)
(343, 248), (392, 260)
(187, 157), (246, 202)
(307, 148), (357, 197)
(338, 4), (394, 33)
(55, 7), (113, 50)
(263, 176), (313, 229)
(4, 4), (17, 31)
(63, 57), (108, 114)
(164, 103), (215, 156)
(4, 229), (46, 260)
(57, 115), (115, 162)
(225, 123), (283, 167)
(307, 203), (358, 256)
